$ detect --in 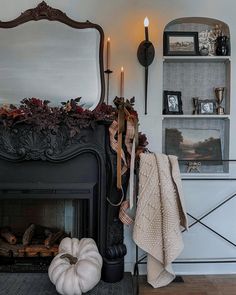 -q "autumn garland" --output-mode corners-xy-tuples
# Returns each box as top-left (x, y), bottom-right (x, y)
(0, 98), (117, 134)
(0, 97), (148, 149)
